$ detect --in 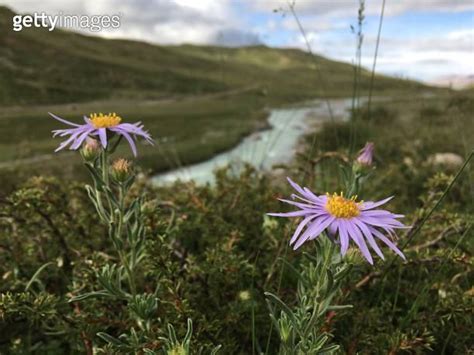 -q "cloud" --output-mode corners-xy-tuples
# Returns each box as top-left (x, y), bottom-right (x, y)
(381, 0), (474, 16)
(280, 14), (344, 32)
(250, 0), (474, 17)
(1, 0), (243, 45)
(285, 26), (474, 80)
